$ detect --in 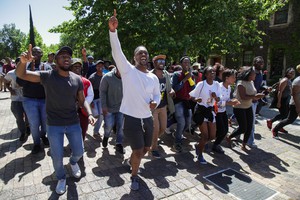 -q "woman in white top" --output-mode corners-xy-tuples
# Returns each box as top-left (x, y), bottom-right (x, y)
(212, 69), (240, 154)
(189, 66), (221, 164)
